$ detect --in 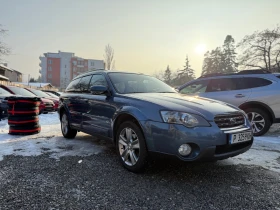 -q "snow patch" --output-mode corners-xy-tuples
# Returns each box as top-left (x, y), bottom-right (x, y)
(0, 113), (106, 161)
(219, 137), (280, 173)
